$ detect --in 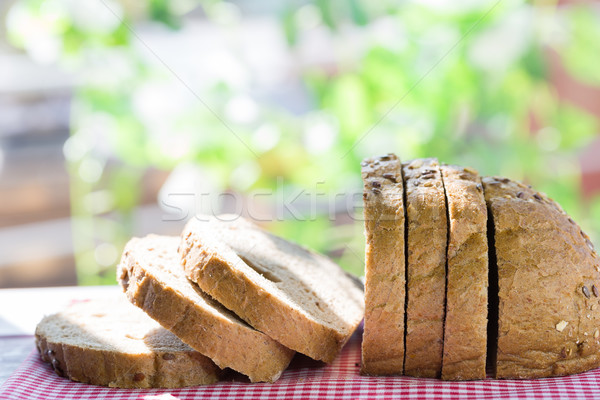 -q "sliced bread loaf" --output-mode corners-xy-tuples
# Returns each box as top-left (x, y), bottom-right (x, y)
(440, 164), (488, 380)
(360, 153), (406, 375)
(118, 235), (295, 383)
(179, 216), (365, 363)
(35, 298), (221, 388)
(483, 176), (600, 378)
(403, 158), (448, 378)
